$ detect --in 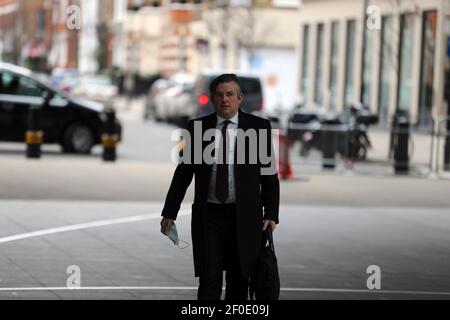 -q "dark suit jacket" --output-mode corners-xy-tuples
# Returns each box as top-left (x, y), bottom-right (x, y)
(162, 109), (280, 277)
